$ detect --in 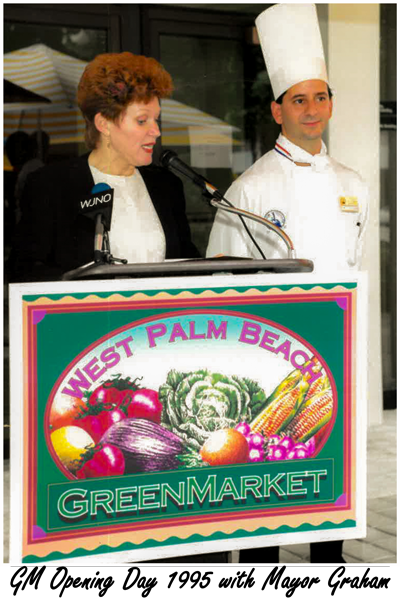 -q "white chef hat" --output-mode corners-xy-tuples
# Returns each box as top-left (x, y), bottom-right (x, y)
(255, 3), (328, 100)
